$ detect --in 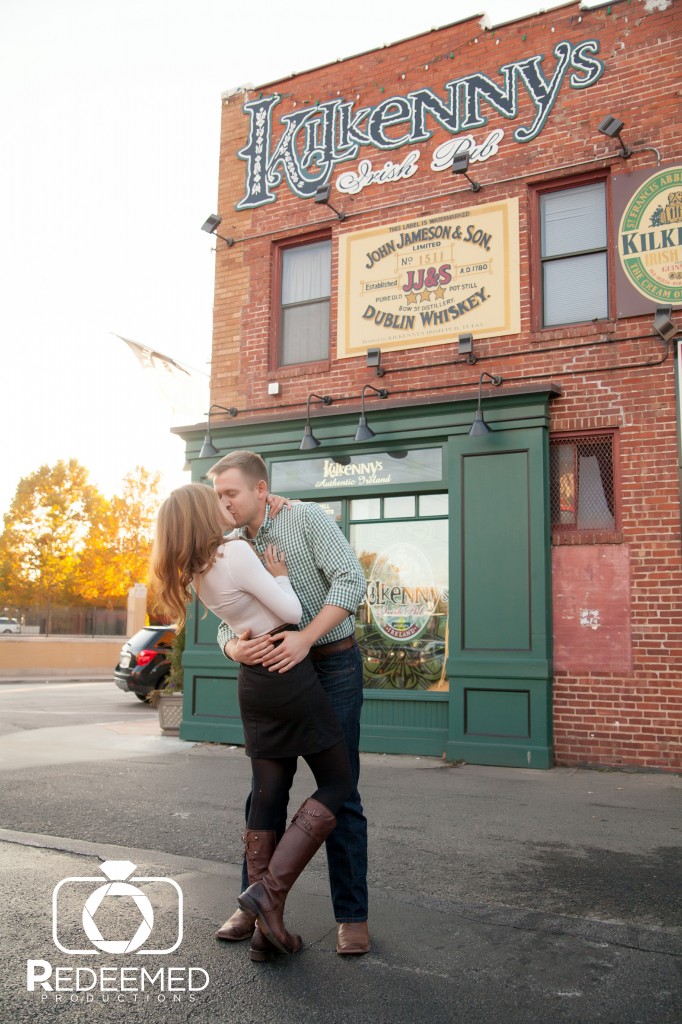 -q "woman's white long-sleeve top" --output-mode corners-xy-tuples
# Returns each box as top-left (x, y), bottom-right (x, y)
(192, 539), (302, 637)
